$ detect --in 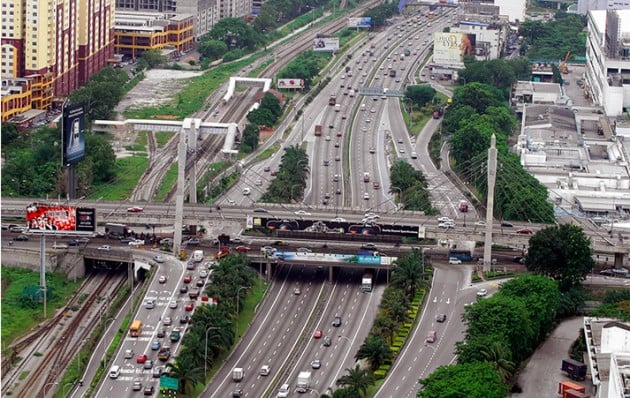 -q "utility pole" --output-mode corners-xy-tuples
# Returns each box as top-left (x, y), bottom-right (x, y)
(482, 134), (497, 272)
